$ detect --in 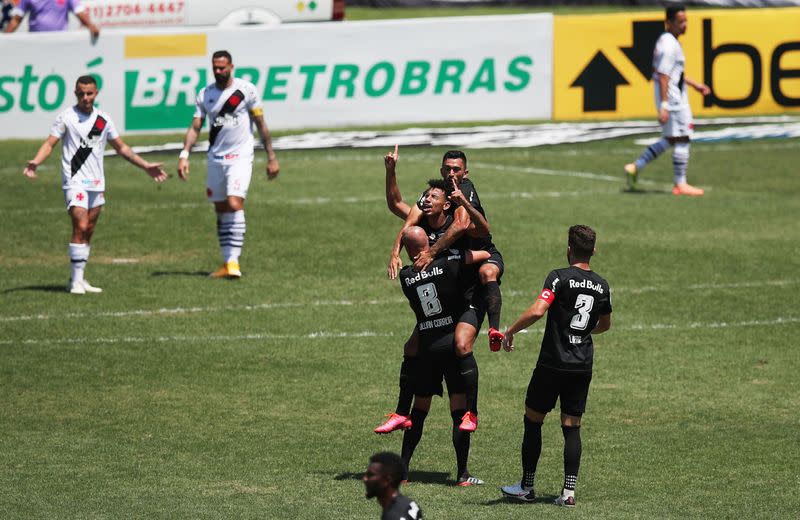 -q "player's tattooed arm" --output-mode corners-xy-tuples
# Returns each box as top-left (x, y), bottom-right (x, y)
(413, 206), (470, 272)
(24, 135), (60, 178)
(388, 205), (423, 279)
(385, 144), (411, 219)
(252, 110), (279, 180)
(448, 178), (489, 237)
